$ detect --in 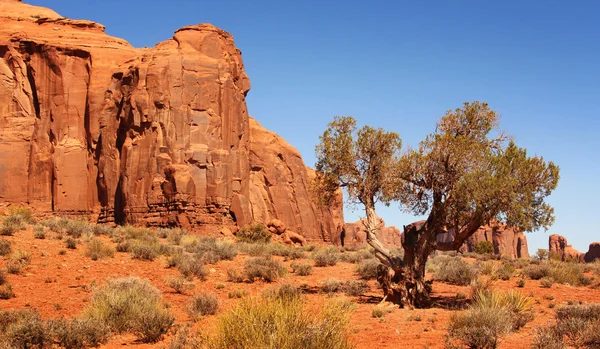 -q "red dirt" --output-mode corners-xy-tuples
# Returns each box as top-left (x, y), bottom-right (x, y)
(1, 227), (600, 349)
